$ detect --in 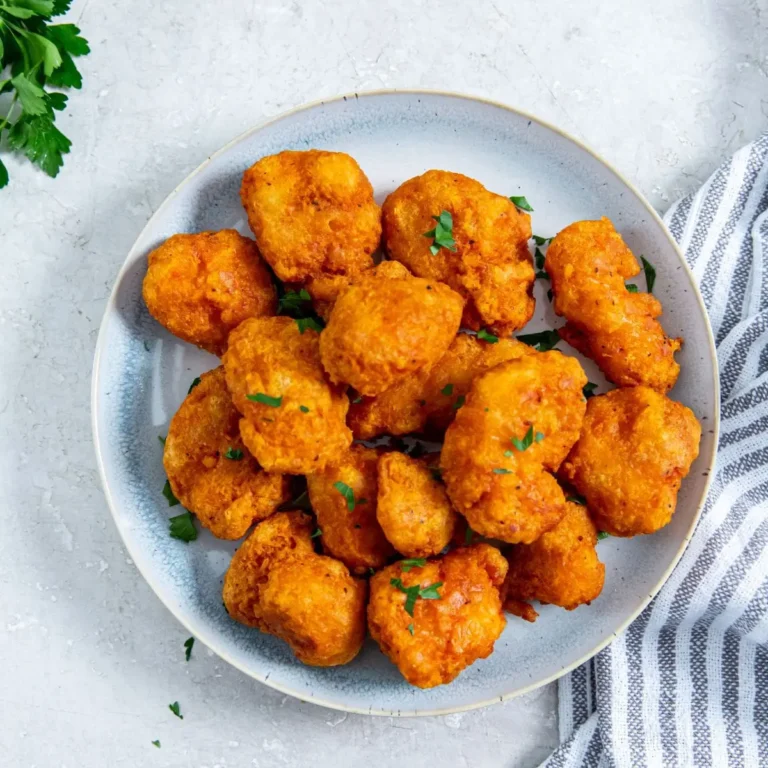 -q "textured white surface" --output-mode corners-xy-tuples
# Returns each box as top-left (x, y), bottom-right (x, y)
(0, 0), (764, 765)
